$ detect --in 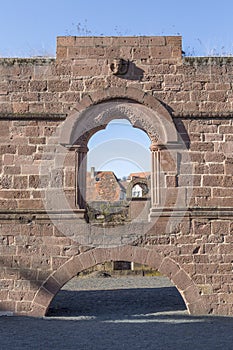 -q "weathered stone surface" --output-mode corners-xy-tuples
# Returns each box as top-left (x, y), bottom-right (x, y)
(0, 35), (233, 317)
